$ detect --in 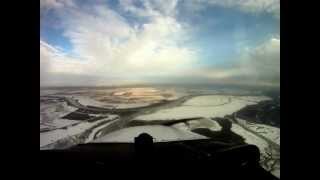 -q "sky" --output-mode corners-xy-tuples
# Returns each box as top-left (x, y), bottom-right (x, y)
(40, 0), (280, 87)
